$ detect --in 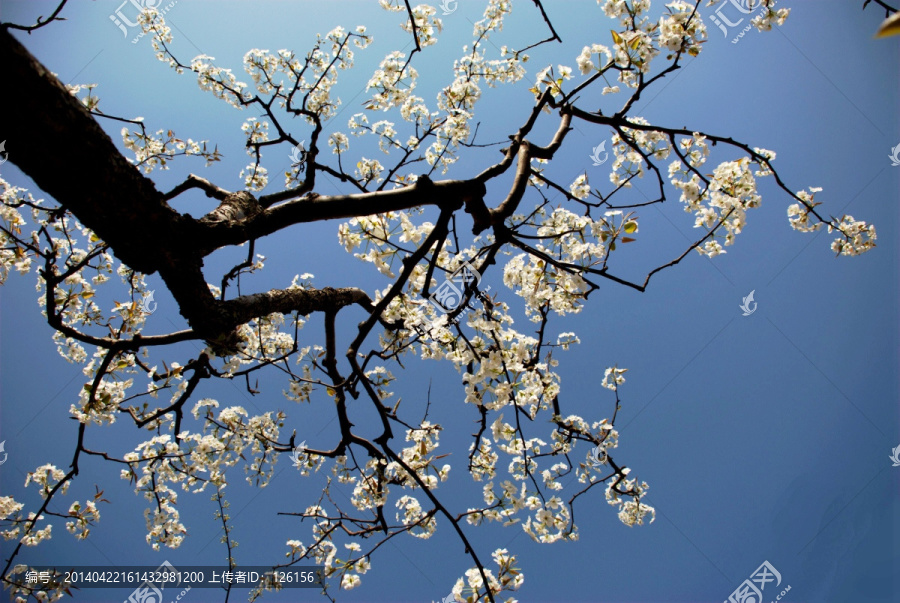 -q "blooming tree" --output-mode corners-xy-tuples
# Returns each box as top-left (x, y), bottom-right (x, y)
(0, 1), (886, 601)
